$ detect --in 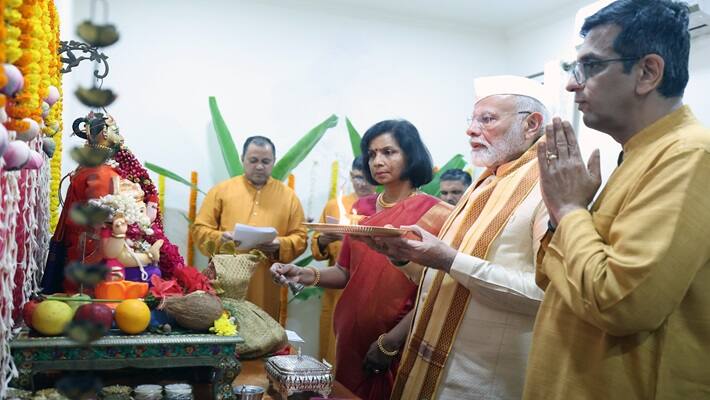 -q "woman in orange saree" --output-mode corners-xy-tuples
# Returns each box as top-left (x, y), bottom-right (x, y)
(272, 119), (452, 400)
